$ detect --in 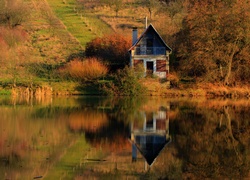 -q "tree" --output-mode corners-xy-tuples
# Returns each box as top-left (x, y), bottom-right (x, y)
(165, 0), (185, 19)
(100, 0), (123, 16)
(0, 0), (28, 28)
(113, 0), (123, 17)
(177, 0), (250, 85)
(85, 34), (131, 70)
(136, 0), (161, 19)
(75, 0), (86, 17)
